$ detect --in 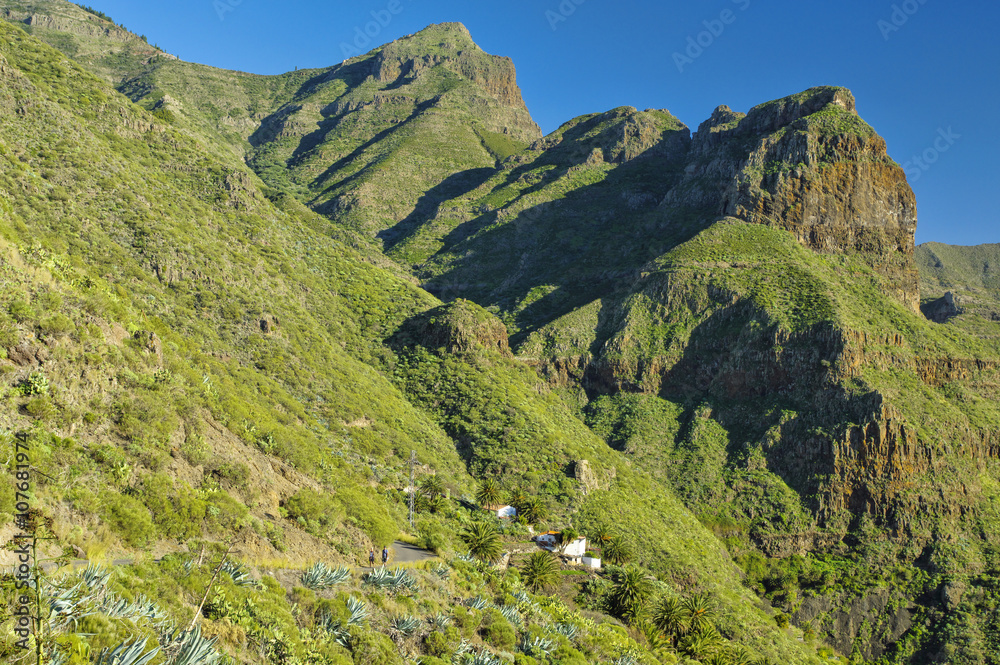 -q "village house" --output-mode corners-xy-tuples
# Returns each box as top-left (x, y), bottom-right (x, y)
(483, 504), (517, 519)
